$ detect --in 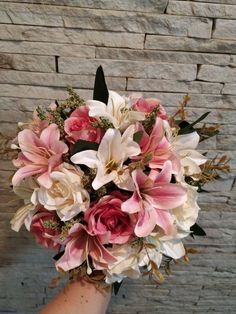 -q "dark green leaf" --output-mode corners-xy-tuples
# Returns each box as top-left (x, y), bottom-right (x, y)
(73, 139), (99, 154)
(133, 131), (143, 143)
(190, 223), (206, 236)
(93, 65), (109, 105)
(178, 112), (211, 135)
(53, 250), (64, 261)
(190, 111), (211, 127)
(113, 281), (123, 296)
